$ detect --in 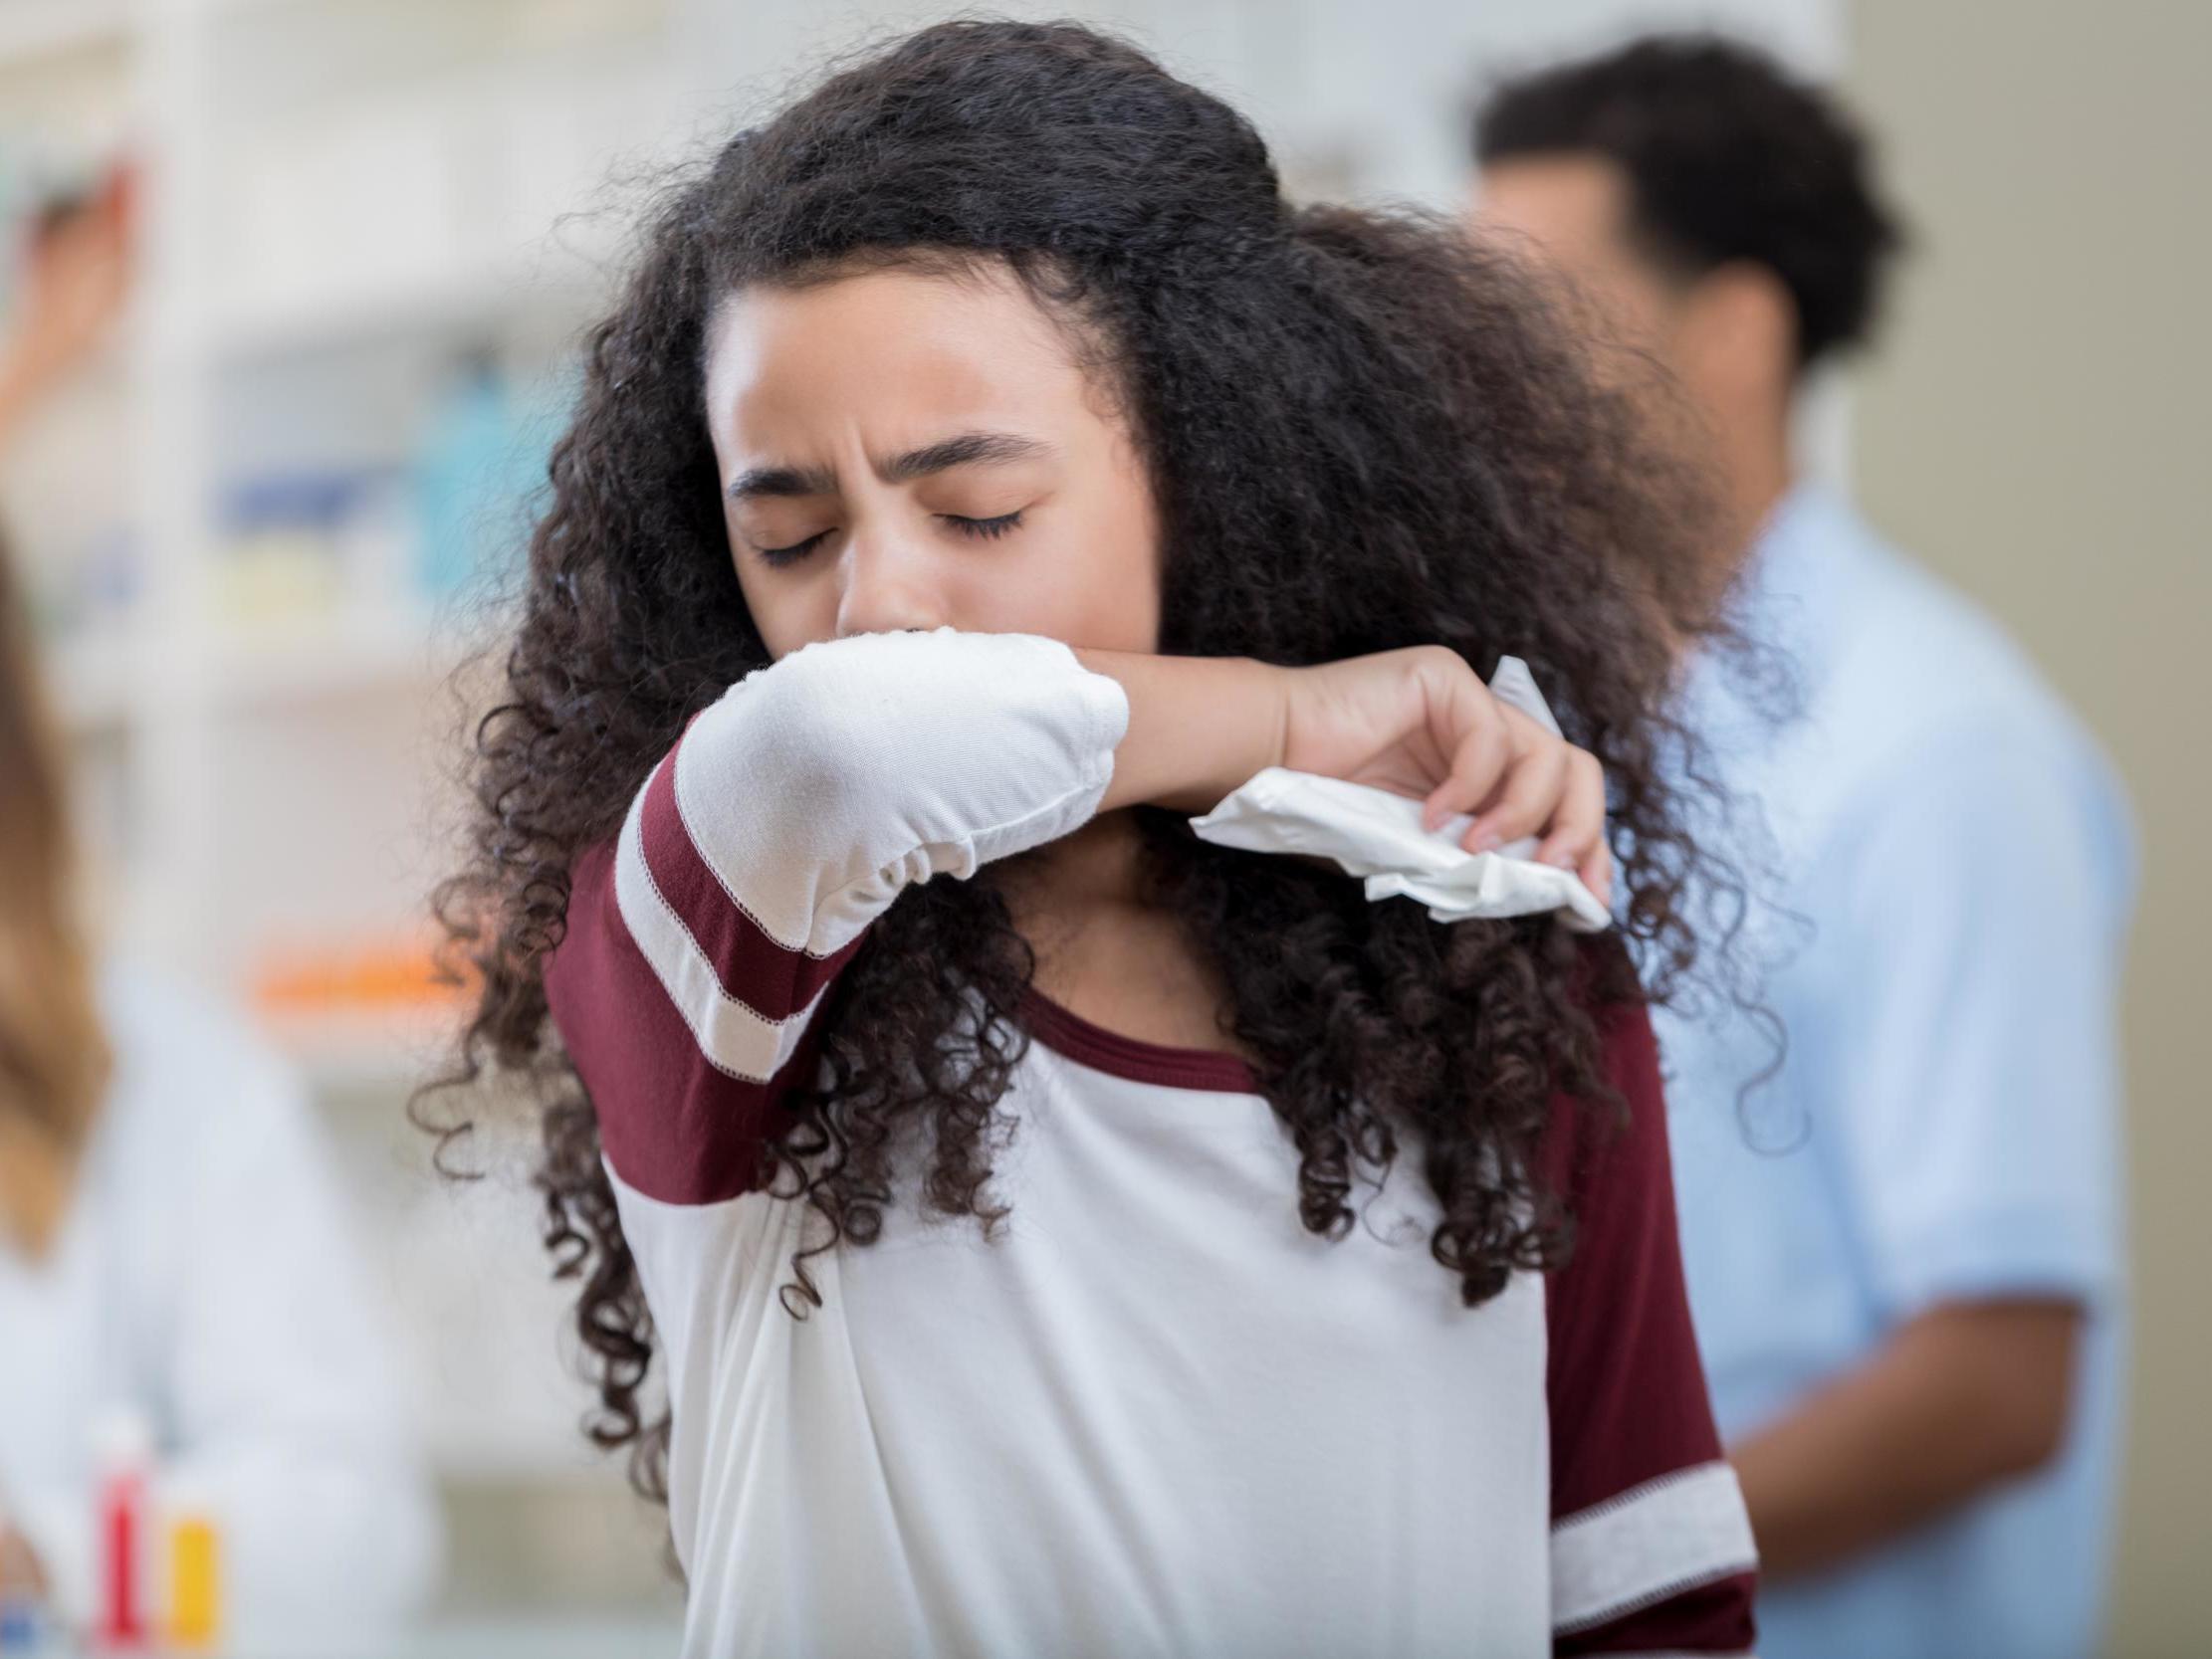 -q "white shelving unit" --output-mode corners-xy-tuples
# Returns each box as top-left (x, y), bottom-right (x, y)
(1, 0), (722, 1616)
(1, 0), (707, 1030)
